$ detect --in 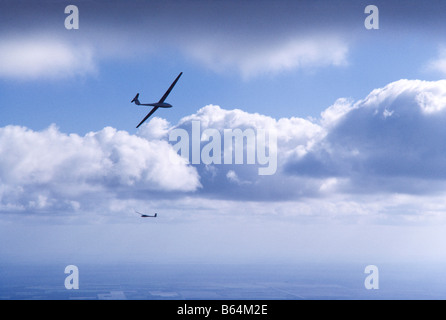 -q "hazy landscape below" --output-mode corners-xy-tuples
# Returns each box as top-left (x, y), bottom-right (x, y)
(1, 262), (445, 300)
